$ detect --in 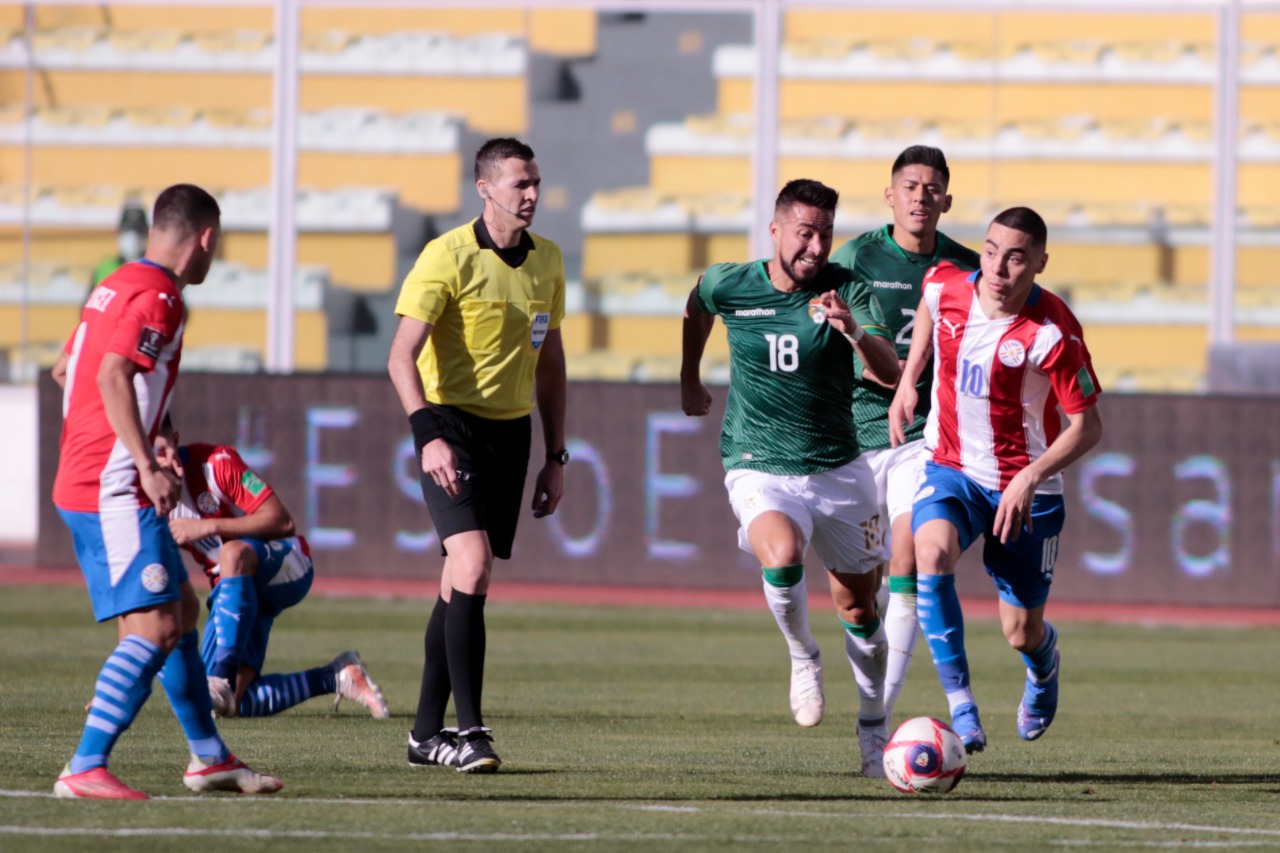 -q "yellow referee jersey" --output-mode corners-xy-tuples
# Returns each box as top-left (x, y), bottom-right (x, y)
(394, 218), (565, 420)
